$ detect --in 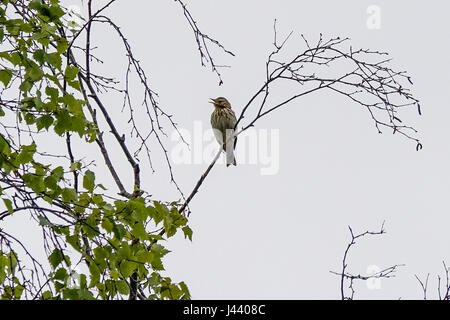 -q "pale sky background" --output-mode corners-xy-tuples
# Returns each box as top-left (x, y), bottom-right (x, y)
(5, 0), (450, 300)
